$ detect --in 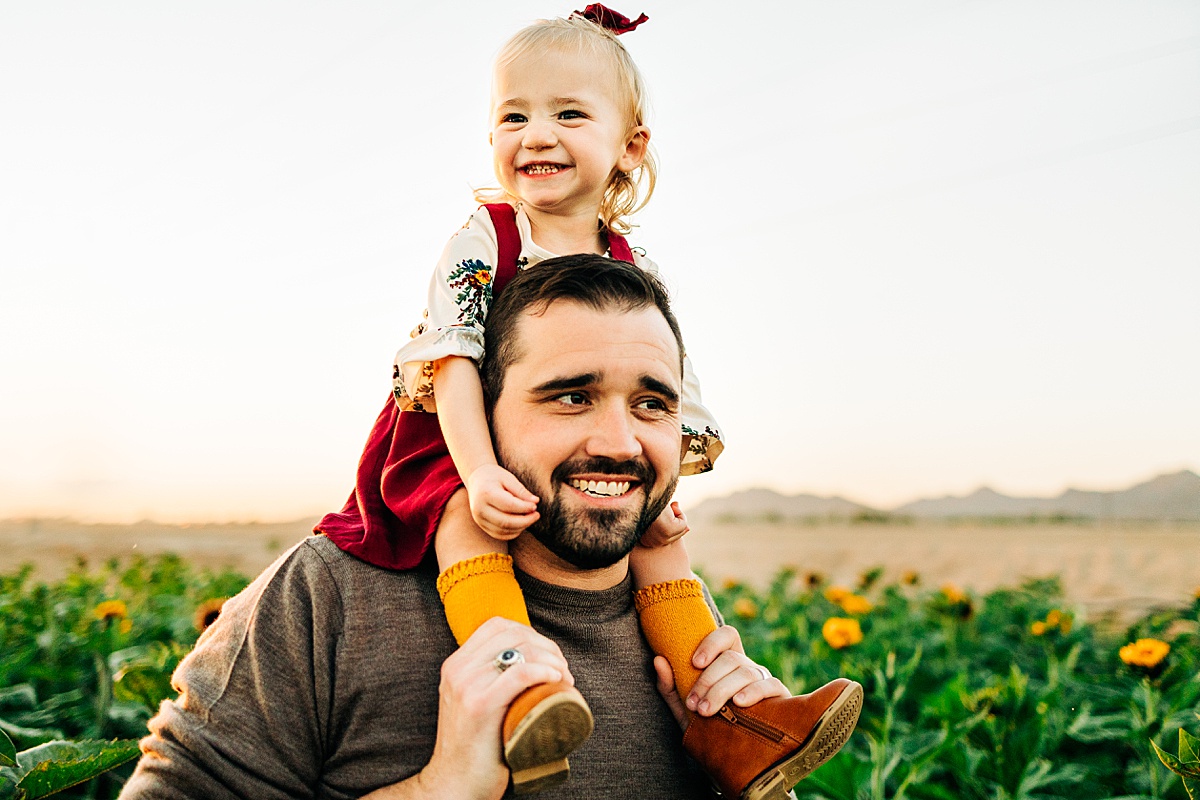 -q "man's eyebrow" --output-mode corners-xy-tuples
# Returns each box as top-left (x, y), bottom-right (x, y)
(531, 373), (598, 394)
(640, 376), (680, 404)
